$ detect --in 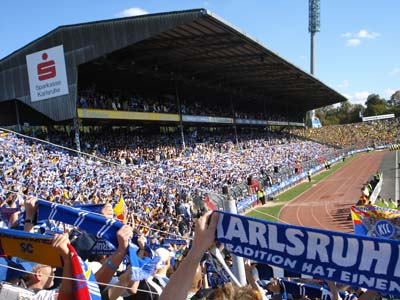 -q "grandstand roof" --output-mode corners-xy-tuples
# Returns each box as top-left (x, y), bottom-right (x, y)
(0, 9), (346, 123)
